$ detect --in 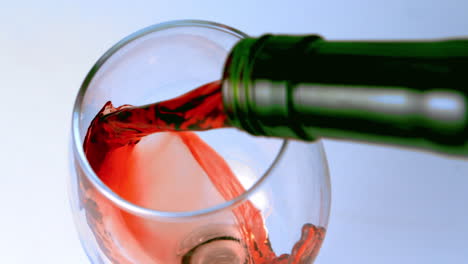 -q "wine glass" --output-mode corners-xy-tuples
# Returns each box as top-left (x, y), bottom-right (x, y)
(69, 20), (331, 264)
